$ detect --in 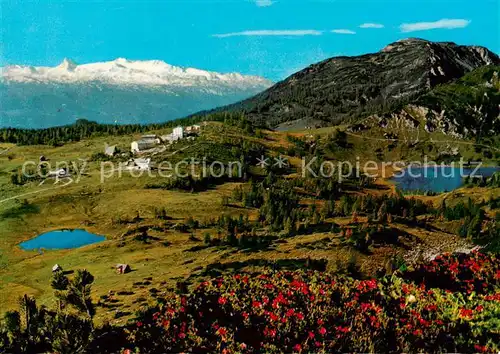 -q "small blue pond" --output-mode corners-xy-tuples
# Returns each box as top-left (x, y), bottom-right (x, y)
(393, 166), (500, 193)
(19, 229), (105, 250)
